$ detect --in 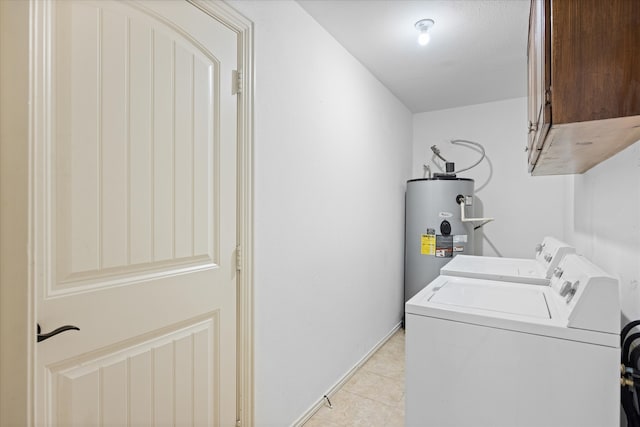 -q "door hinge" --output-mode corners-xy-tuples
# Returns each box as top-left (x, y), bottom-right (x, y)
(545, 88), (551, 104)
(236, 419), (241, 427)
(236, 245), (242, 272)
(232, 70), (242, 95)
